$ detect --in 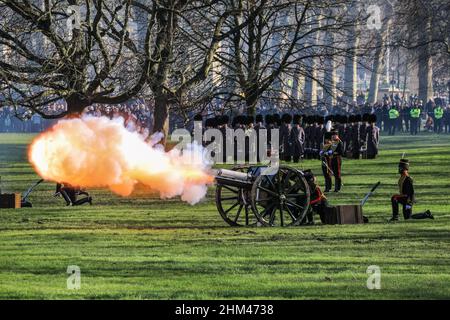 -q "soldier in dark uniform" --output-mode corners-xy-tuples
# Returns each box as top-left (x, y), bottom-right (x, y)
(55, 183), (92, 206)
(351, 115), (361, 159)
(305, 116), (314, 159)
(320, 132), (333, 192)
(315, 116), (325, 159)
(265, 114), (274, 154)
(255, 114), (265, 162)
(365, 114), (380, 159)
(280, 114), (293, 162)
(390, 159), (434, 222)
(343, 115), (353, 157)
(217, 115), (229, 163)
(290, 114), (305, 163)
(329, 130), (344, 192)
